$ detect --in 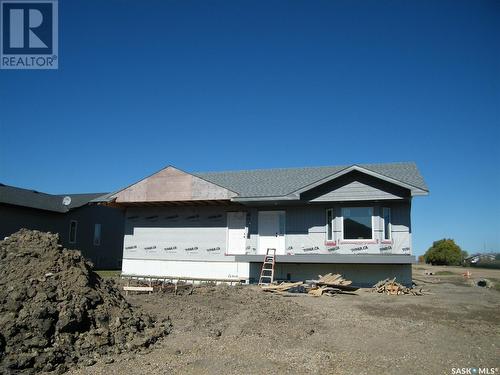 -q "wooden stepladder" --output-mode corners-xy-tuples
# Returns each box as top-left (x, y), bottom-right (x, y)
(258, 248), (276, 285)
